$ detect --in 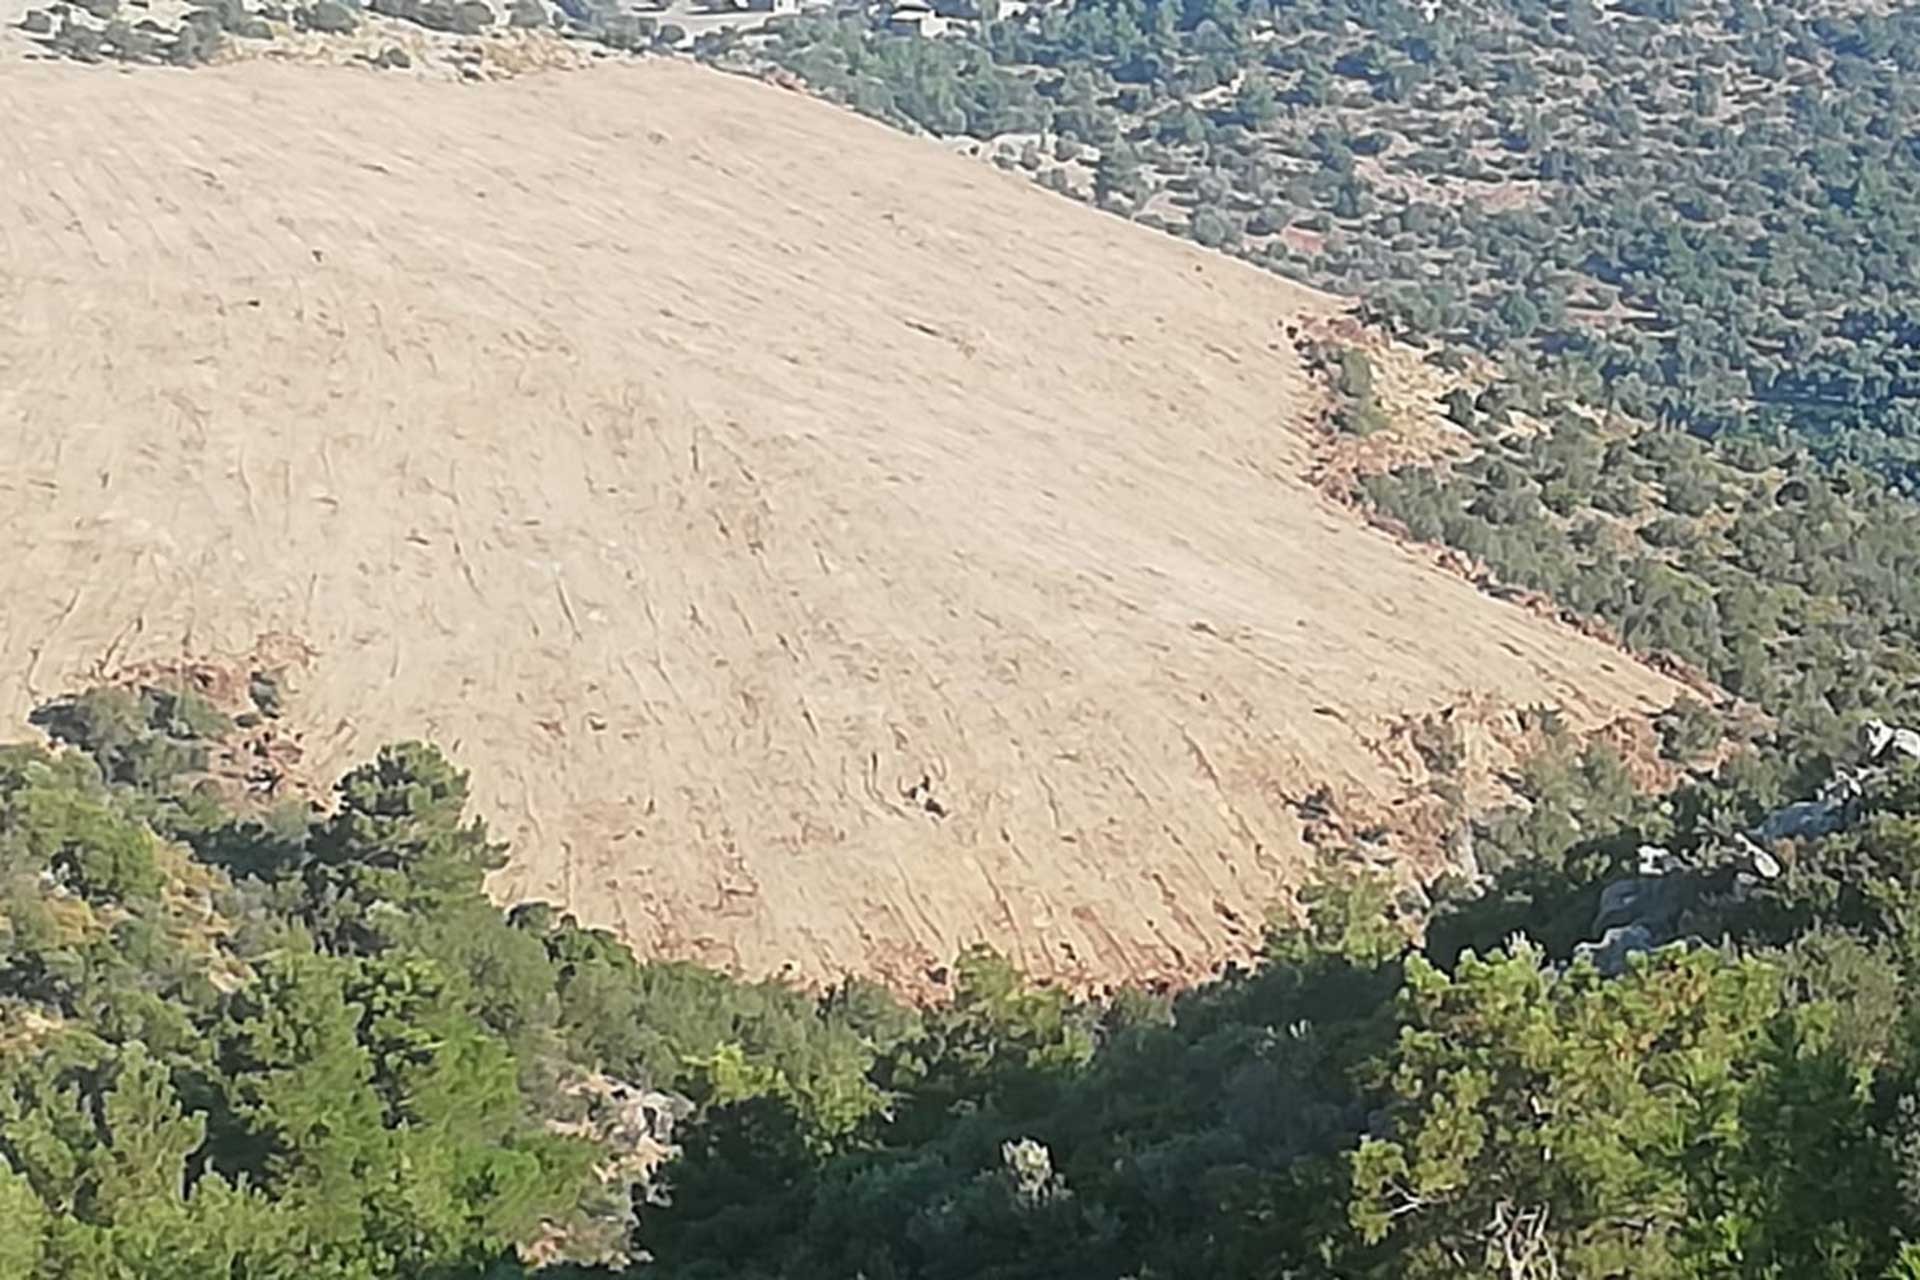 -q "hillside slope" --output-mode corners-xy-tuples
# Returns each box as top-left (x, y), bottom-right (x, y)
(0, 58), (1684, 985)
